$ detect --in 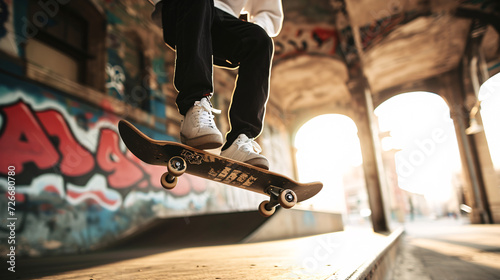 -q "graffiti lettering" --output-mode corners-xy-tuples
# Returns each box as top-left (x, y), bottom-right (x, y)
(0, 100), (206, 199)
(37, 110), (95, 176)
(0, 102), (60, 173)
(97, 128), (143, 189)
(105, 64), (126, 97)
(275, 25), (339, 59)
